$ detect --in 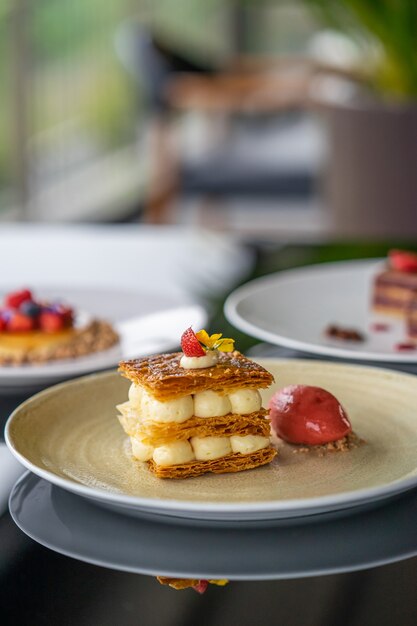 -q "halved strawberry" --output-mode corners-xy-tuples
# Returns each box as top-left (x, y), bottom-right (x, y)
(5, 289), (33, 309)
(0, 316), (7, 332)
(388, 249), (417, 273)
(39, 311), (65, 333)
(7, 312), (35, 332)
(181, 327), (205, 357)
